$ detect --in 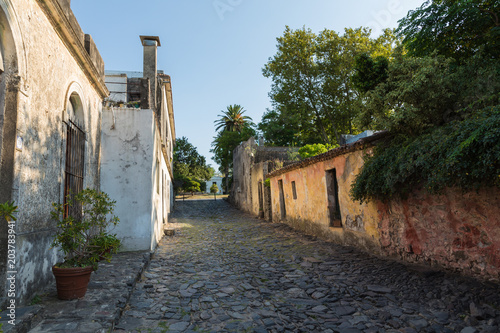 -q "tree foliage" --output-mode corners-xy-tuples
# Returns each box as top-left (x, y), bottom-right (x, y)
(261, 26), (397, 146)
(397, 0), (500, 62)
(211, 106), (256, 192)
(352, 53), (389, 94)
(214, 104), (254, 133)
(356, 53), (457, 136)
(174, 137), (214, 182)
(210, 183), (219, 194)
(350, 0), (500, 202)
(351, 107), (500, 203)
(297, 143), (338, 160)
